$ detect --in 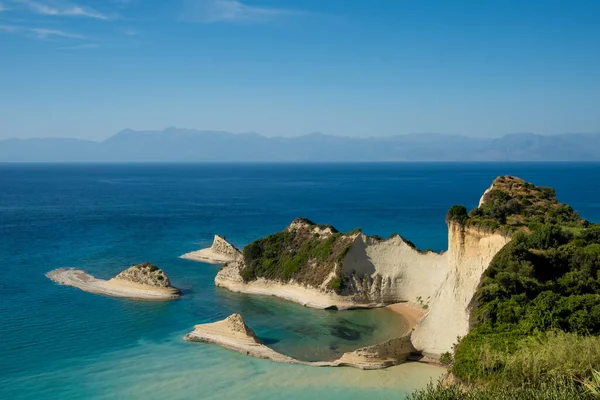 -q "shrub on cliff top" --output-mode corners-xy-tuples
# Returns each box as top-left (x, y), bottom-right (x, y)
(446, 205), (468, 224)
